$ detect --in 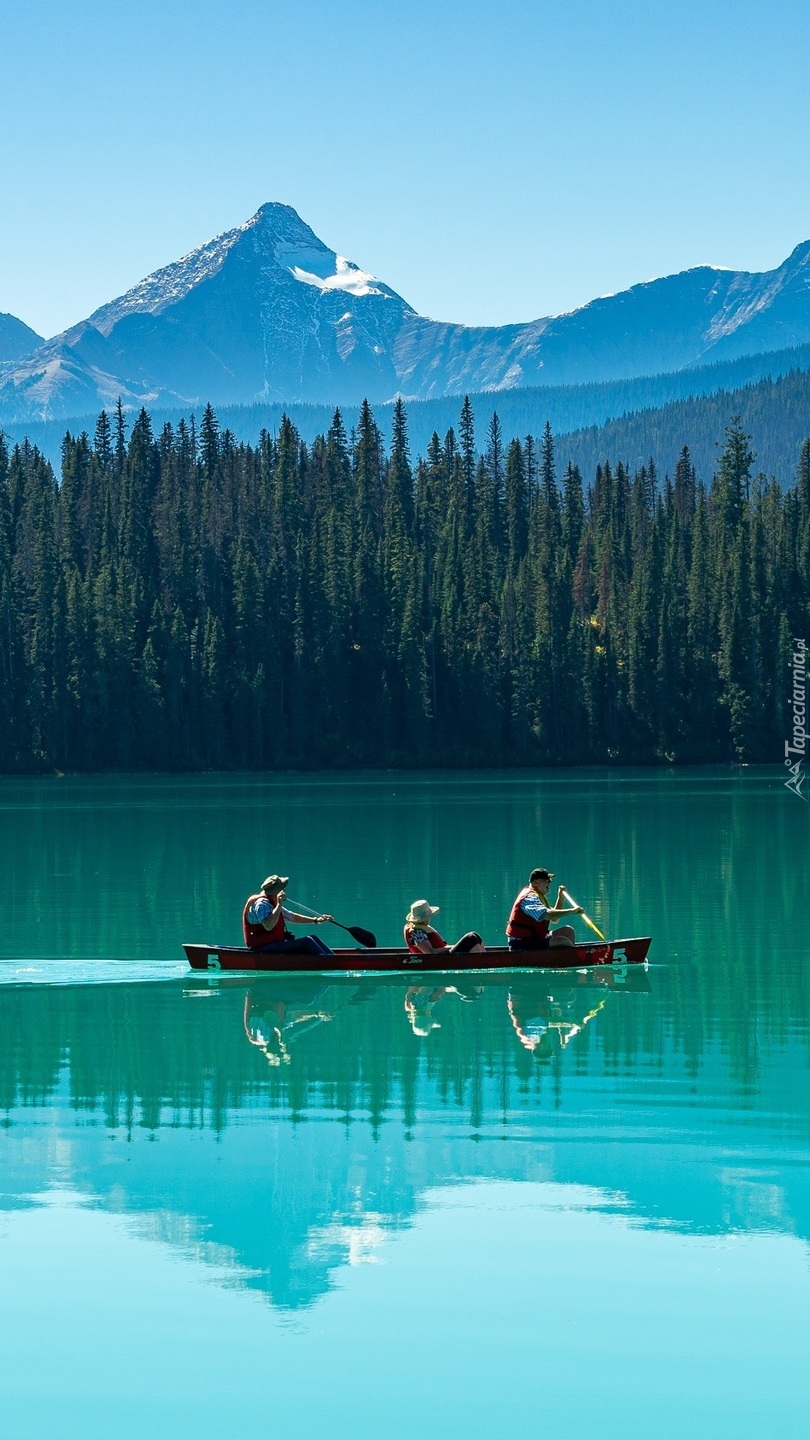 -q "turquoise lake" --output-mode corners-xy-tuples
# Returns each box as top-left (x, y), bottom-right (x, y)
(0, 769), (808, 1439)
